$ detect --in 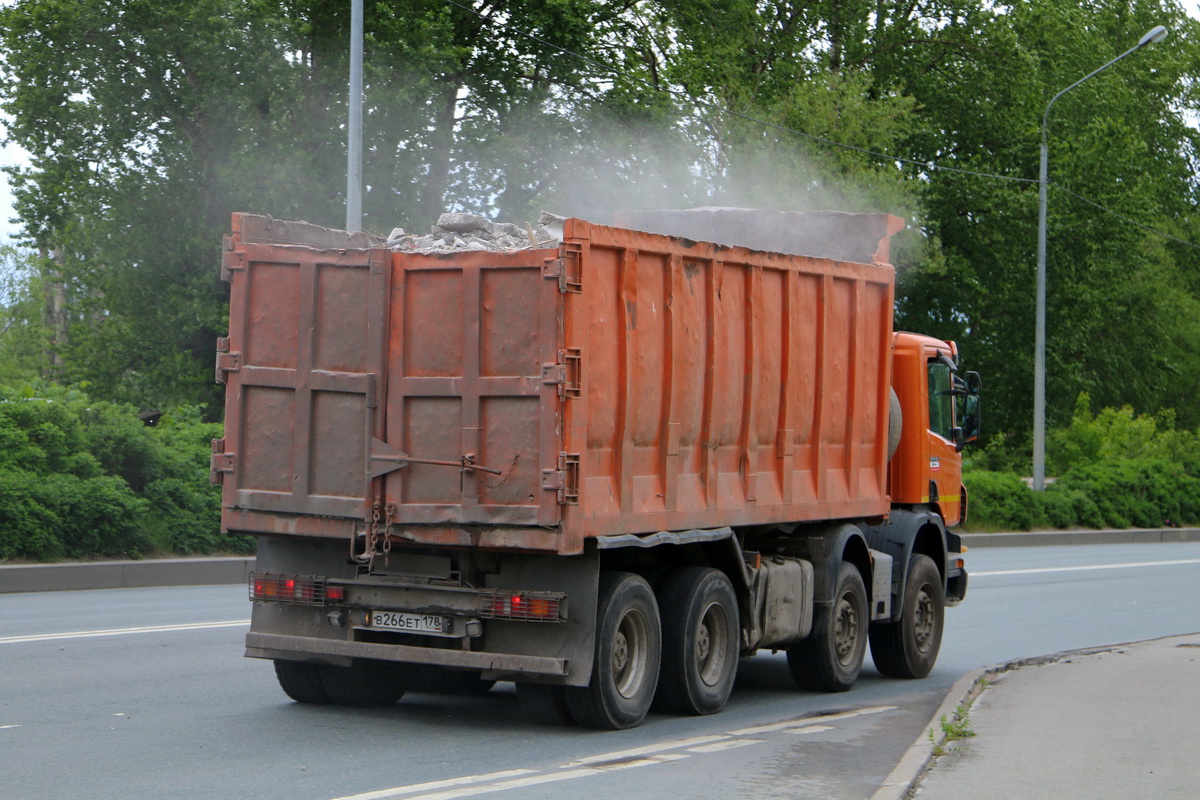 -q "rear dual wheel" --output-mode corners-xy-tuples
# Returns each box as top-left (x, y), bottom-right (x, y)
(565, 571), (662, 730)
(656, 567), (739, 716)
(273, 658), (408, 707)
(516, 682), (575, 726)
